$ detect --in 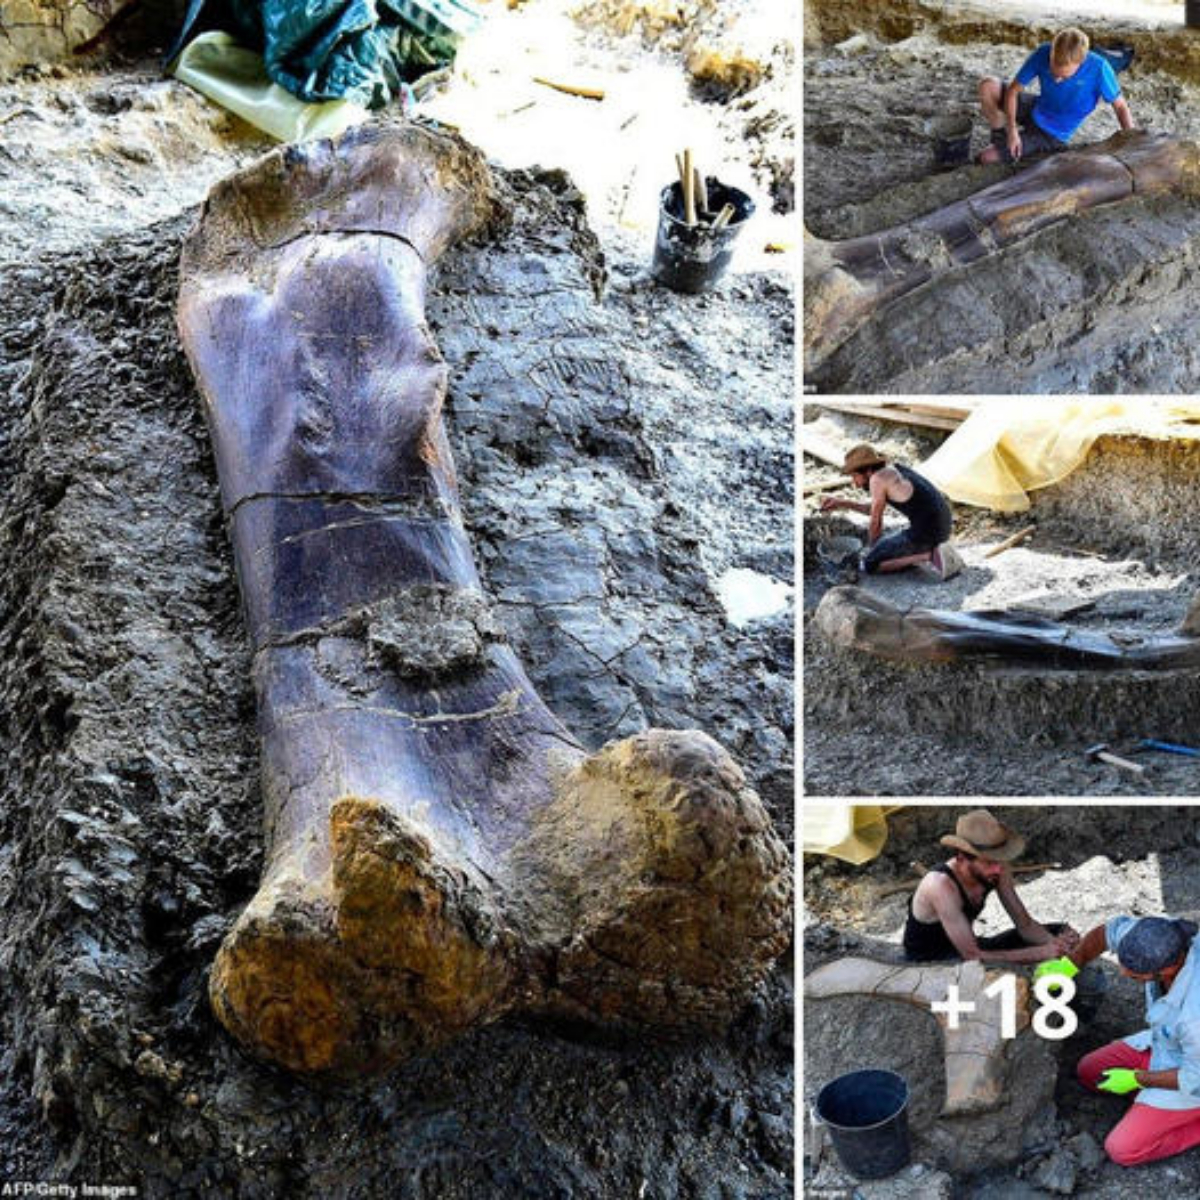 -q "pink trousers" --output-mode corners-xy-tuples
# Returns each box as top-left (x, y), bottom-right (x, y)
(1078, 1041), (1200, 1166)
